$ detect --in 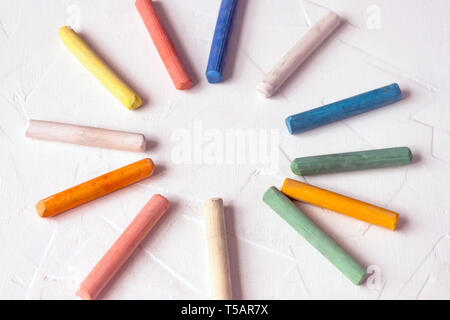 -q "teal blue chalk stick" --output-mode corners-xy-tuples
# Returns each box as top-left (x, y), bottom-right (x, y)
(286, 83), (403, 134)
(263, 187), (367, 285)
